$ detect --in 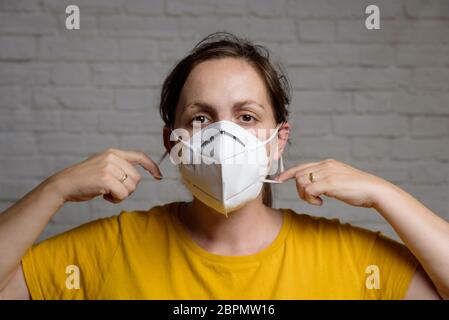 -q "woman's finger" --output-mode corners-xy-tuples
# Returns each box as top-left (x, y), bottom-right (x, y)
(105, 148), (163, 180)
(295, 172), (323, 206)
(103, 174), (130, 203)
(102, 161), (137, 194)
(275, 161), (320, 182)
(304, 180), (334, 199)
(108, 153), (142, 186)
